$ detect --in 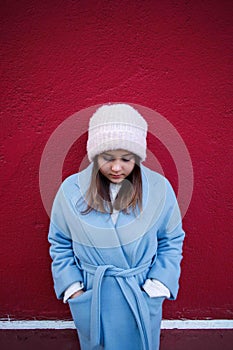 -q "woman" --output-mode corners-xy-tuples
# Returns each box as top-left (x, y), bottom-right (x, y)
(48, 103), (185, 350)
